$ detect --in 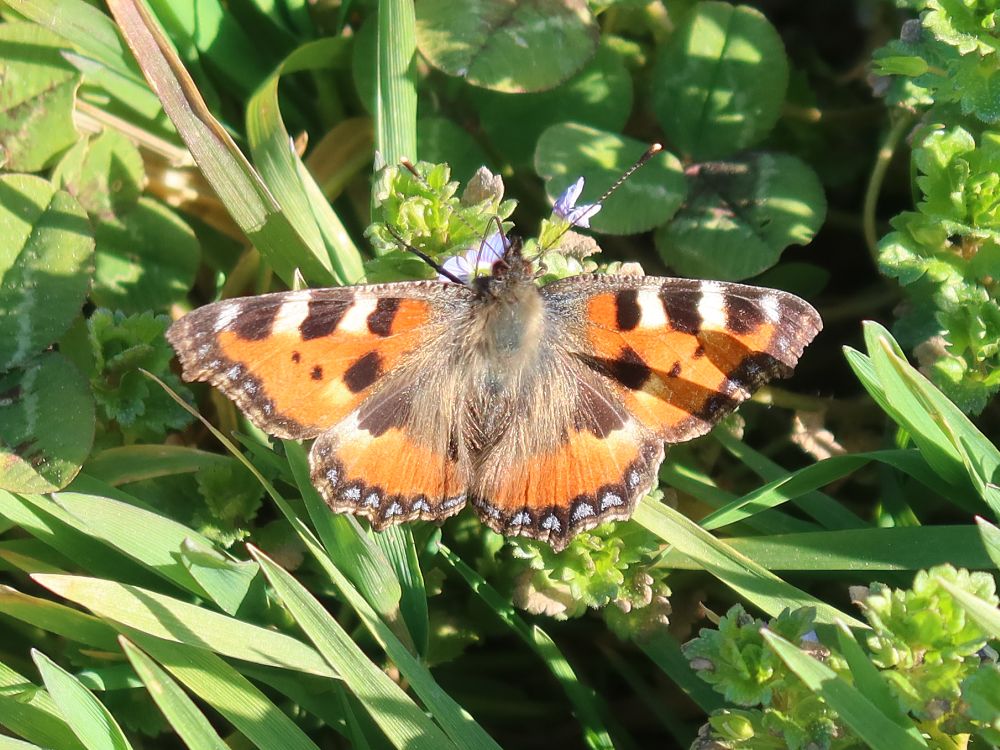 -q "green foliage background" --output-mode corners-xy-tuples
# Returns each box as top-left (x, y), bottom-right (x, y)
(0, 1), (998, 749)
